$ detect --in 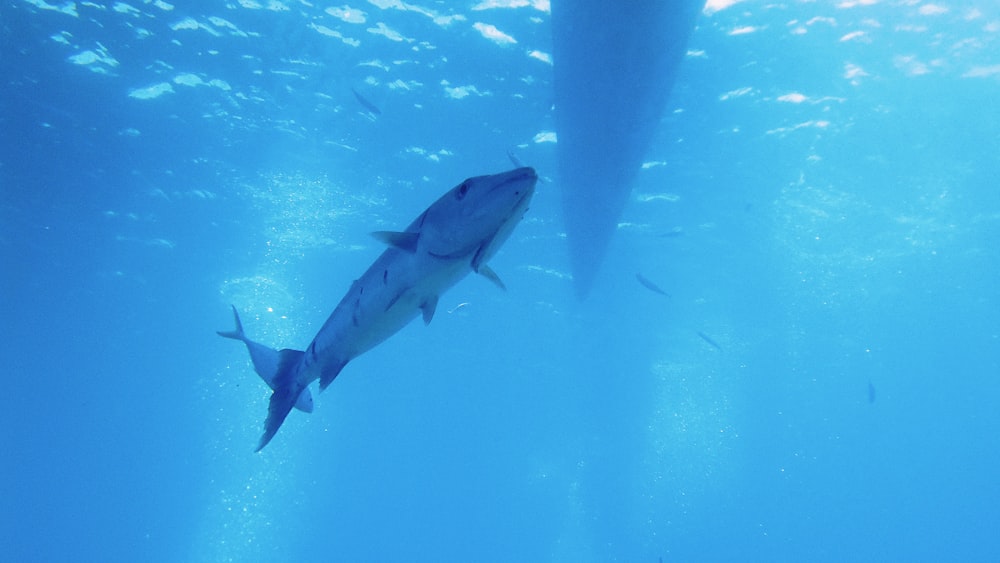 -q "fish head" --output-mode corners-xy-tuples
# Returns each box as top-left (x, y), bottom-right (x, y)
(418, 167), (537, 266)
